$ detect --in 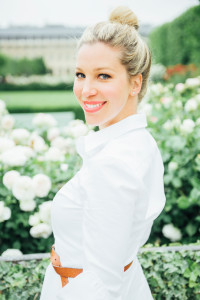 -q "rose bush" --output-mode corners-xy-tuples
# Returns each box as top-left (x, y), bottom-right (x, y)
(0, 102), (93, 253)
(138, 76), (200, 244)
